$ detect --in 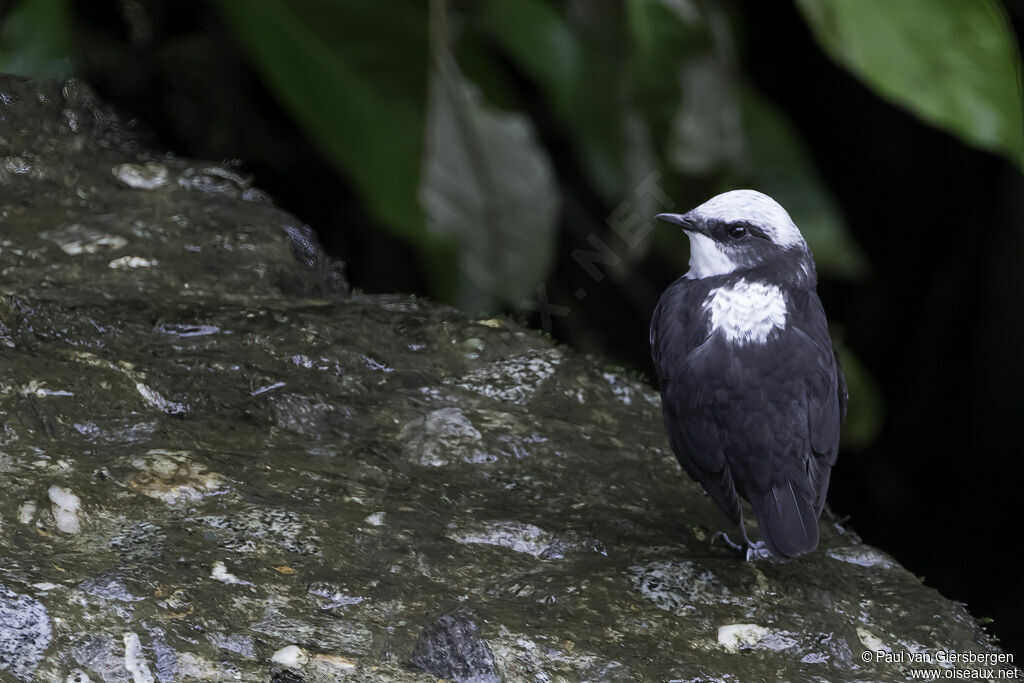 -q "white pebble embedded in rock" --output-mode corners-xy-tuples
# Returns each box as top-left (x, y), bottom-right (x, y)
(47, 485), (81, 533)
(271, 644), (309, 668)
(123, 632), (155, 683)
(108, 256), (158, 270)
(211, 561), (252, 586)
(857, 627), (890, 654)
(18, 501), (36, 525)
(718, 624), (771, 653)
(112, 162), (169, 190)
